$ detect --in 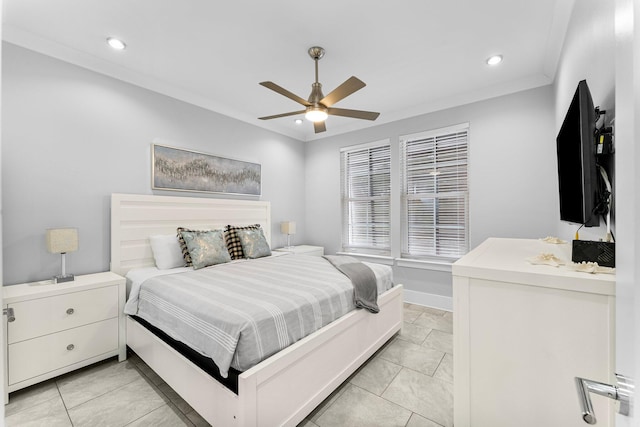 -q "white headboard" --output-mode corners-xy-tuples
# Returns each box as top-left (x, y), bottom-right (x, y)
(110, 193), (271, 276)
